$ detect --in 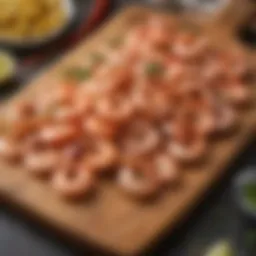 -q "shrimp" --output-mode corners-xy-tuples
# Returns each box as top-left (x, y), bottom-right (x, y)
(125, 25), (148, 54)
(168, 113), (208, 163)
(121, 121), (160, 157)
(169, 137), (207, 163)
(214, 103), (237, 133)
(147, 16), (174, 49)
(79, 141), (119, 174)
(221, 80), (251, 106)
(173, 32), (208, 59)
(83, 116), (118, 139)
(223, 50), (248, 77)
(96, 96), (134, 122)
(117, 166), (159, 198)
(53, 107), (81, 123)
(39, 124), (79, 147)
(0, 137), (21, 162)
(165, 58), (186, 84)
(154, 154), (180, 185)
(52, 162), (96, 199)
(10, 117), (49, 141)
(24, 150), (60, 176)
(51, 83), (76, 106)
